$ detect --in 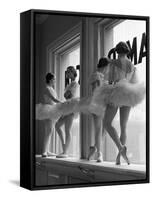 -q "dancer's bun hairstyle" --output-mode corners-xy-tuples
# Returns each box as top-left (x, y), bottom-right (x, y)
(67, 66), (77, 78)
(115, 41), (130, 54)
(45, 73), (55, 84)
(97, 57), (109, 69)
